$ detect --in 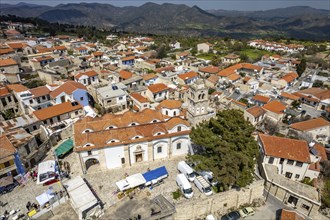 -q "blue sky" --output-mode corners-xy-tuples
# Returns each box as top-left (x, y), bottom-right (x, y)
(2, 0), (329, 11)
